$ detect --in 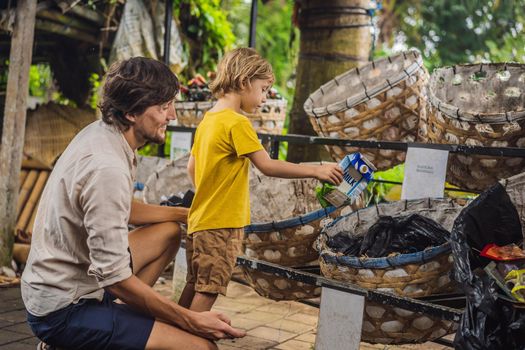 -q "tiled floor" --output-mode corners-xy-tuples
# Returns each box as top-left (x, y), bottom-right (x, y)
(0, 279), (454, 349)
